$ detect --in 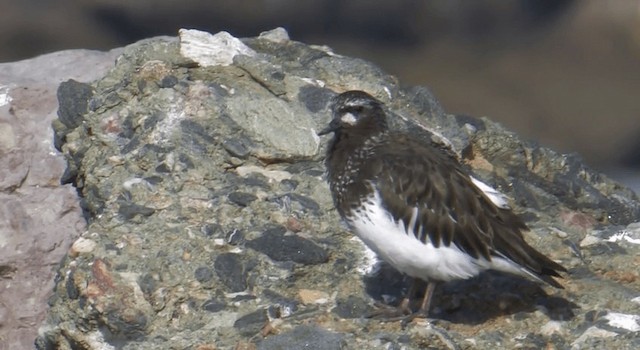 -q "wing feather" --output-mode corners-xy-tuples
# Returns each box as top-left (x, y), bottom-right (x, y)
(365, 135), (565, 281)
